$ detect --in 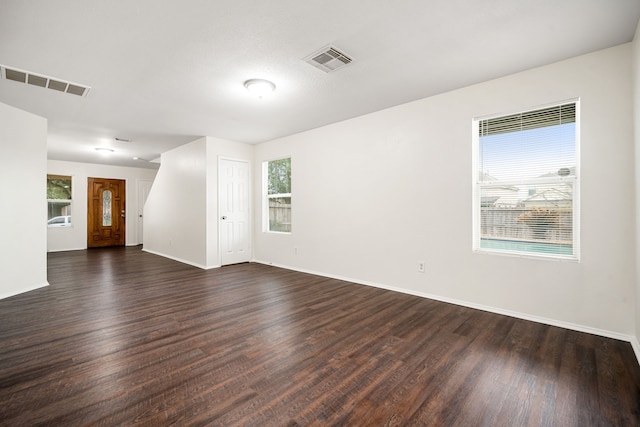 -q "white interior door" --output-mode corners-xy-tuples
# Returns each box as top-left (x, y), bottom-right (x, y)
(219, 158), (250, 265)
(137, 179), (153, 244)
